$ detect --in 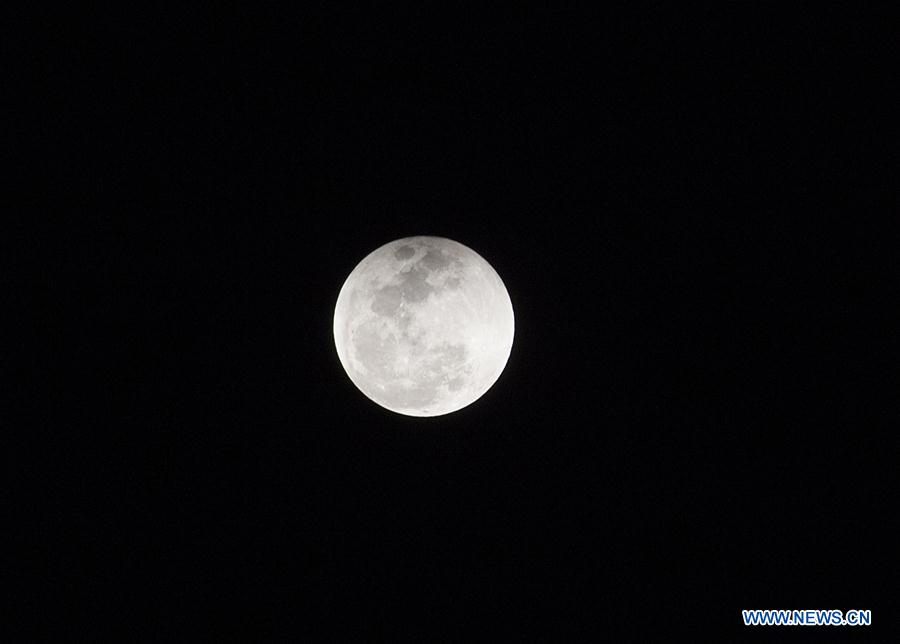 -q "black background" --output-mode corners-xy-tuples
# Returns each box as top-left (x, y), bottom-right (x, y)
(7, 3), (895, 640)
